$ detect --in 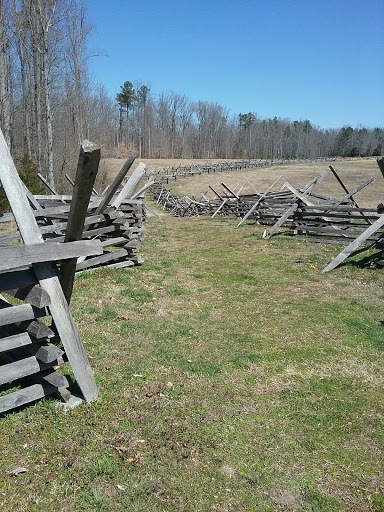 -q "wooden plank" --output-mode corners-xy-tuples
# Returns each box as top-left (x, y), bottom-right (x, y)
(1, 344), (70, 387)
(6, 285), (51, 308)
(65, 173), (75, 188)
(0, 332), (32, 353)
(295, 205), (378, 213)
(208, 185), (224, 200)
(22, 182), (42, 210)
(288, 224), (372, 238)
(103, 260), (135, 270)
(20, 320), (55, 339)
(263, 203), (298, 239)
(376, 157), (384, 180)
(35, 369), (70, 388)
(0, 205), (72, 223)
(78, 225), (119, 239)
(0, 383), (59, 414)
(0, 240), (103, 272)
(100, 237), (128, 247)
(25, 342), (64, 363)
(76, 248), (128, 271)
(0, 303), (37, 326)
(38, 173), (59, 195)
(111, 162), (146, 209)
(242, 176), (260, 195)
(0, 211), (15, 223)
(221, 183), (240, 199)
(211, 199), (228, 218)
(0, 129), (98, 403)
(75, 260), (135, 274)
(94, 155), (136, 215)
(131, 180), (154, 199)
(0, 268), (39, 292)
(0, 354), (65, 386)
(64, 142), (101, 242)
(322, 215), (384, 272)
(33, 194), (74, 201)
(124, 240), (140, 249)
(60, 140), (101, 303)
